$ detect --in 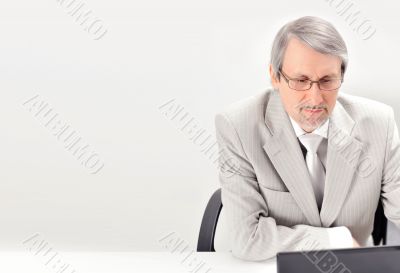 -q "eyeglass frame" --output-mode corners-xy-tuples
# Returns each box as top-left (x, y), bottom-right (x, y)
(278, 69), (343, 91)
